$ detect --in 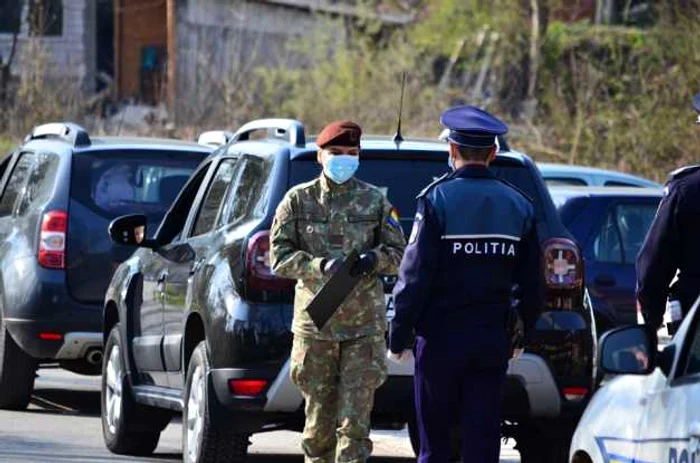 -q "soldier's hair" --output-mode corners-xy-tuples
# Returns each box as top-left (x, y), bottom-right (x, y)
(455, 145), (493, 162)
